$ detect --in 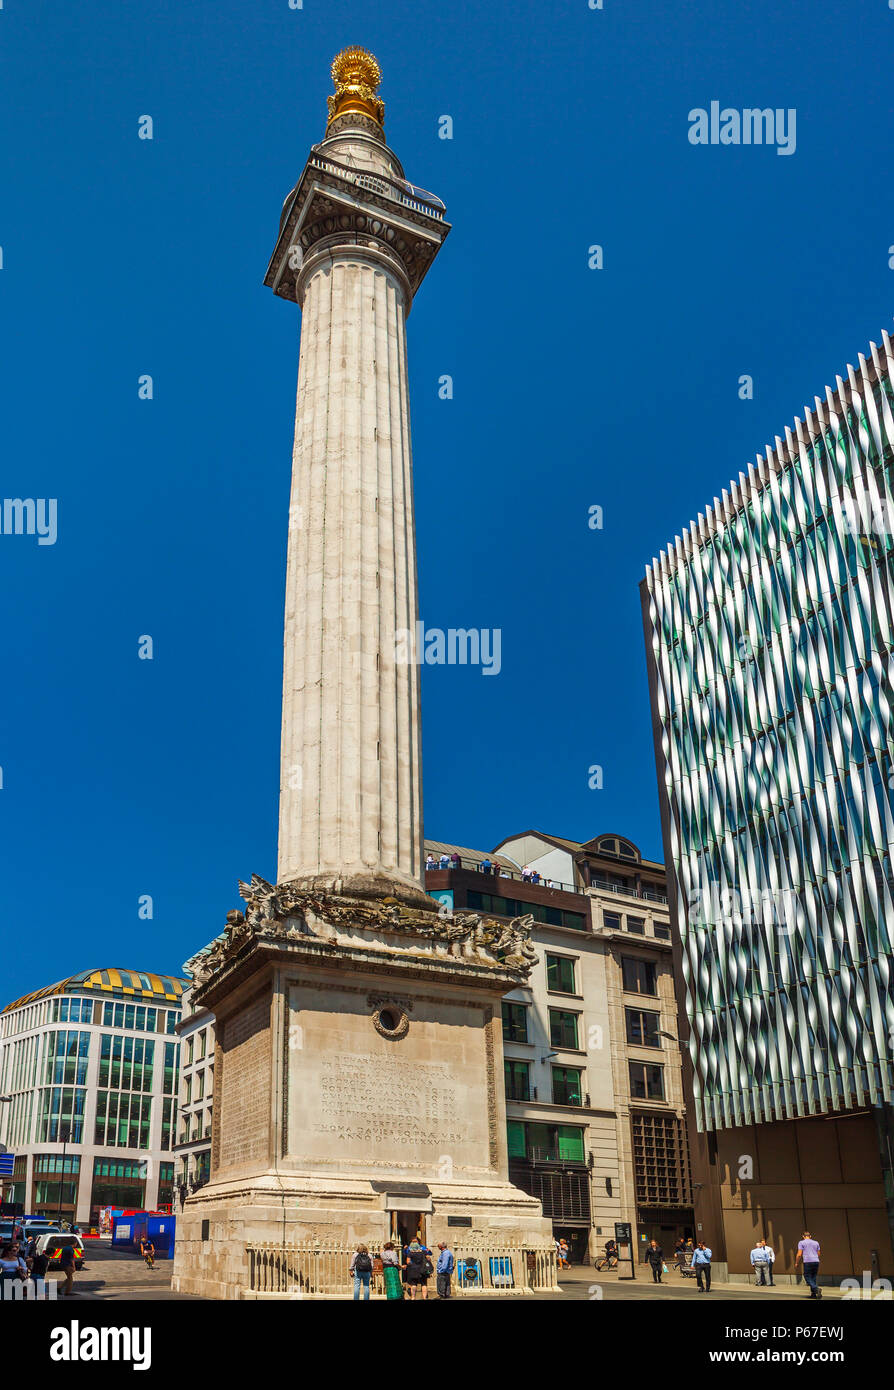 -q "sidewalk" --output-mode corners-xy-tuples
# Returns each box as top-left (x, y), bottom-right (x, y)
(562, 1264), (847, 1301)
